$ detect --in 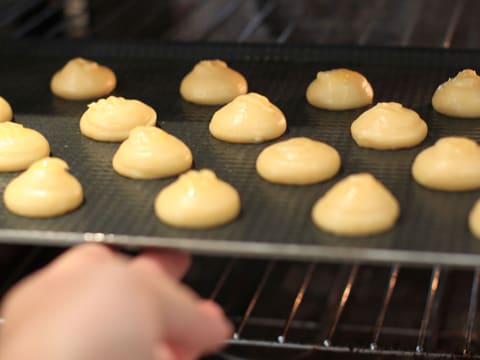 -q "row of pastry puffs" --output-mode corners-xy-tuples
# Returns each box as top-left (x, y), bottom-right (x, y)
(0, 57), (479, 240)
